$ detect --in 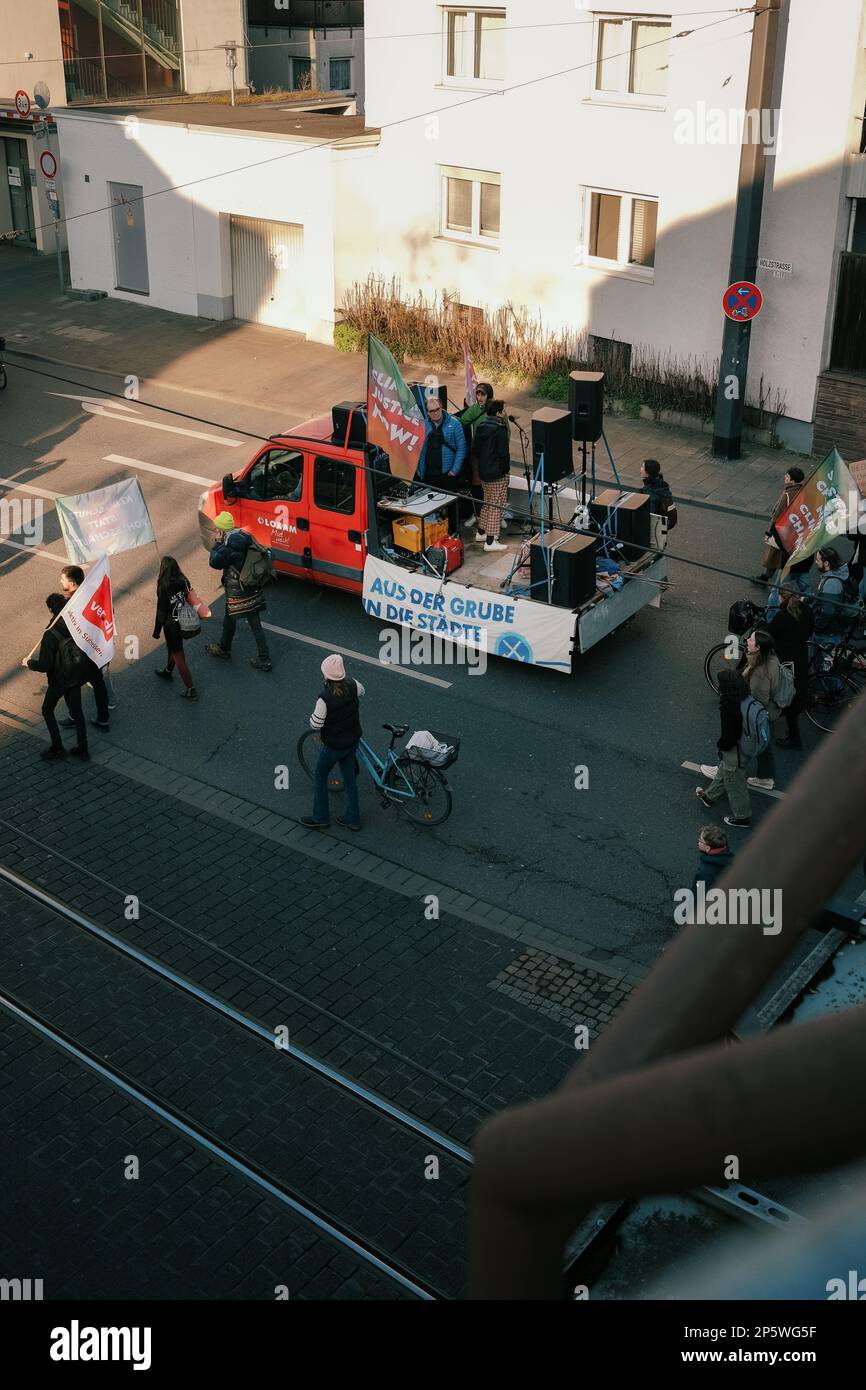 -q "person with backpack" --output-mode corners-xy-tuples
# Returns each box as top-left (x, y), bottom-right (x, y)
(768, 589), (813, 749)
(206, 511), (273, 672)
(695, 667), (754, 828)
(812, 544), (856, 641)
(740, 628), (785, 790)
(302, 654), (364, 832)
(21, 593), (89, 761)
(473, 400), (511, 552)
(153, 556), (199, 701)
(640, 459), (677, 549)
